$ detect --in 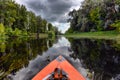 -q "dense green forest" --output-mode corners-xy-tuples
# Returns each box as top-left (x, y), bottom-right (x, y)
(0, 0), (59, 38)
(66, 0), (120, 33)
